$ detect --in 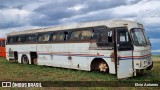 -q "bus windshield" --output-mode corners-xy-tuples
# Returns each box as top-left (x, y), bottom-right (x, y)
(131, 28), (147, 46)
